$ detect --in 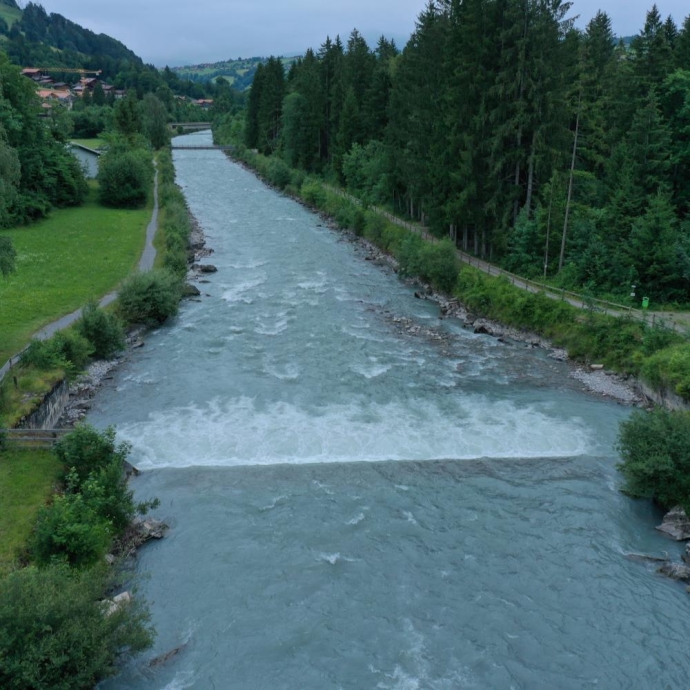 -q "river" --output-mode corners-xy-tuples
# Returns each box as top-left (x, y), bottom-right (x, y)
(96, 131), (689, 690)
